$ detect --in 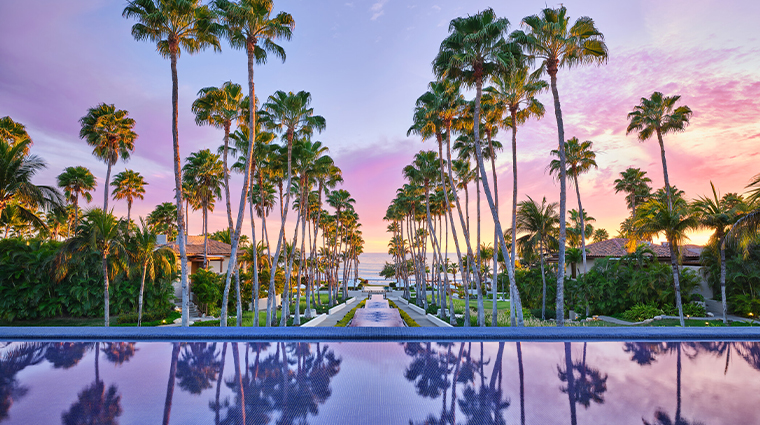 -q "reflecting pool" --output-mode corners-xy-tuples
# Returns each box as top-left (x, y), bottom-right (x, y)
(2, 340), (759, 424)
